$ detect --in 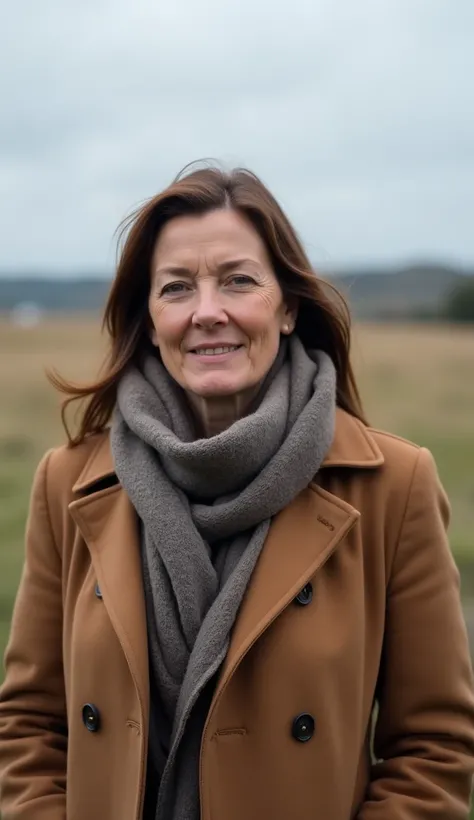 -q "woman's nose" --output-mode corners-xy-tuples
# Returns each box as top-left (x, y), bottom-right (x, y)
(191, 285), (228, 328)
